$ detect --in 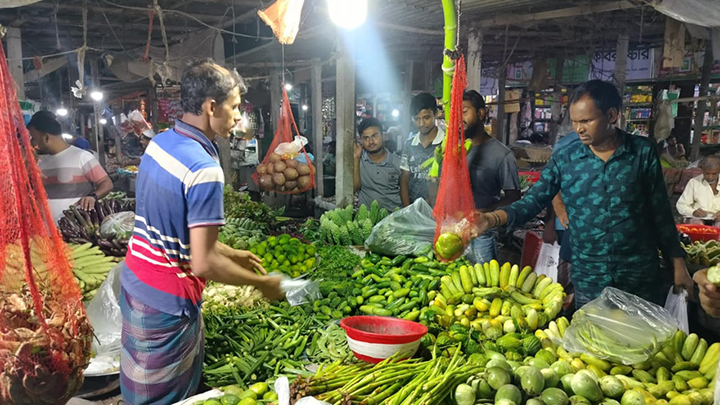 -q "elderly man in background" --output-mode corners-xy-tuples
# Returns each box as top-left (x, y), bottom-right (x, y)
(677, 155), (720, 226)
